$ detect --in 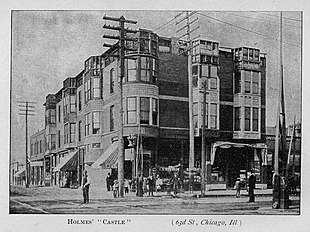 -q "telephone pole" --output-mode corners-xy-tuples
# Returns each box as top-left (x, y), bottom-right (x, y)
(102, 15), (137, 197)
(18, 101), (36, 188)
(176, 11), (199, 192)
